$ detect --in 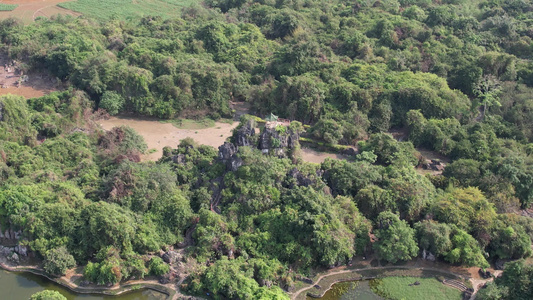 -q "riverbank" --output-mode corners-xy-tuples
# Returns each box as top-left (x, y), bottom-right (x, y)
(0, 243), (500, 300)
(301, 267), (465, 299)
(0, 258), (188, 300)
(290, 257), (499, 300)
